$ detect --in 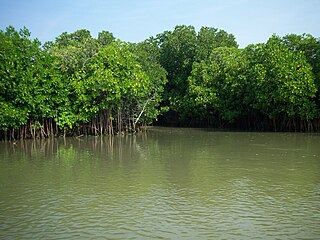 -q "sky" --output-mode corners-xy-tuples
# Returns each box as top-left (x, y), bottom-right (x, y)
(0, 0), (319, 48)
